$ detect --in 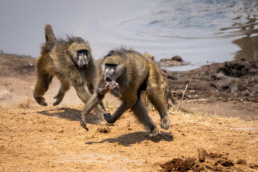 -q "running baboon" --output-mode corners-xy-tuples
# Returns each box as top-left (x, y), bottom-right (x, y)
(143, 52), (176, 108)
(33, 24), (105, 118)
(80, 48), (170, 137)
